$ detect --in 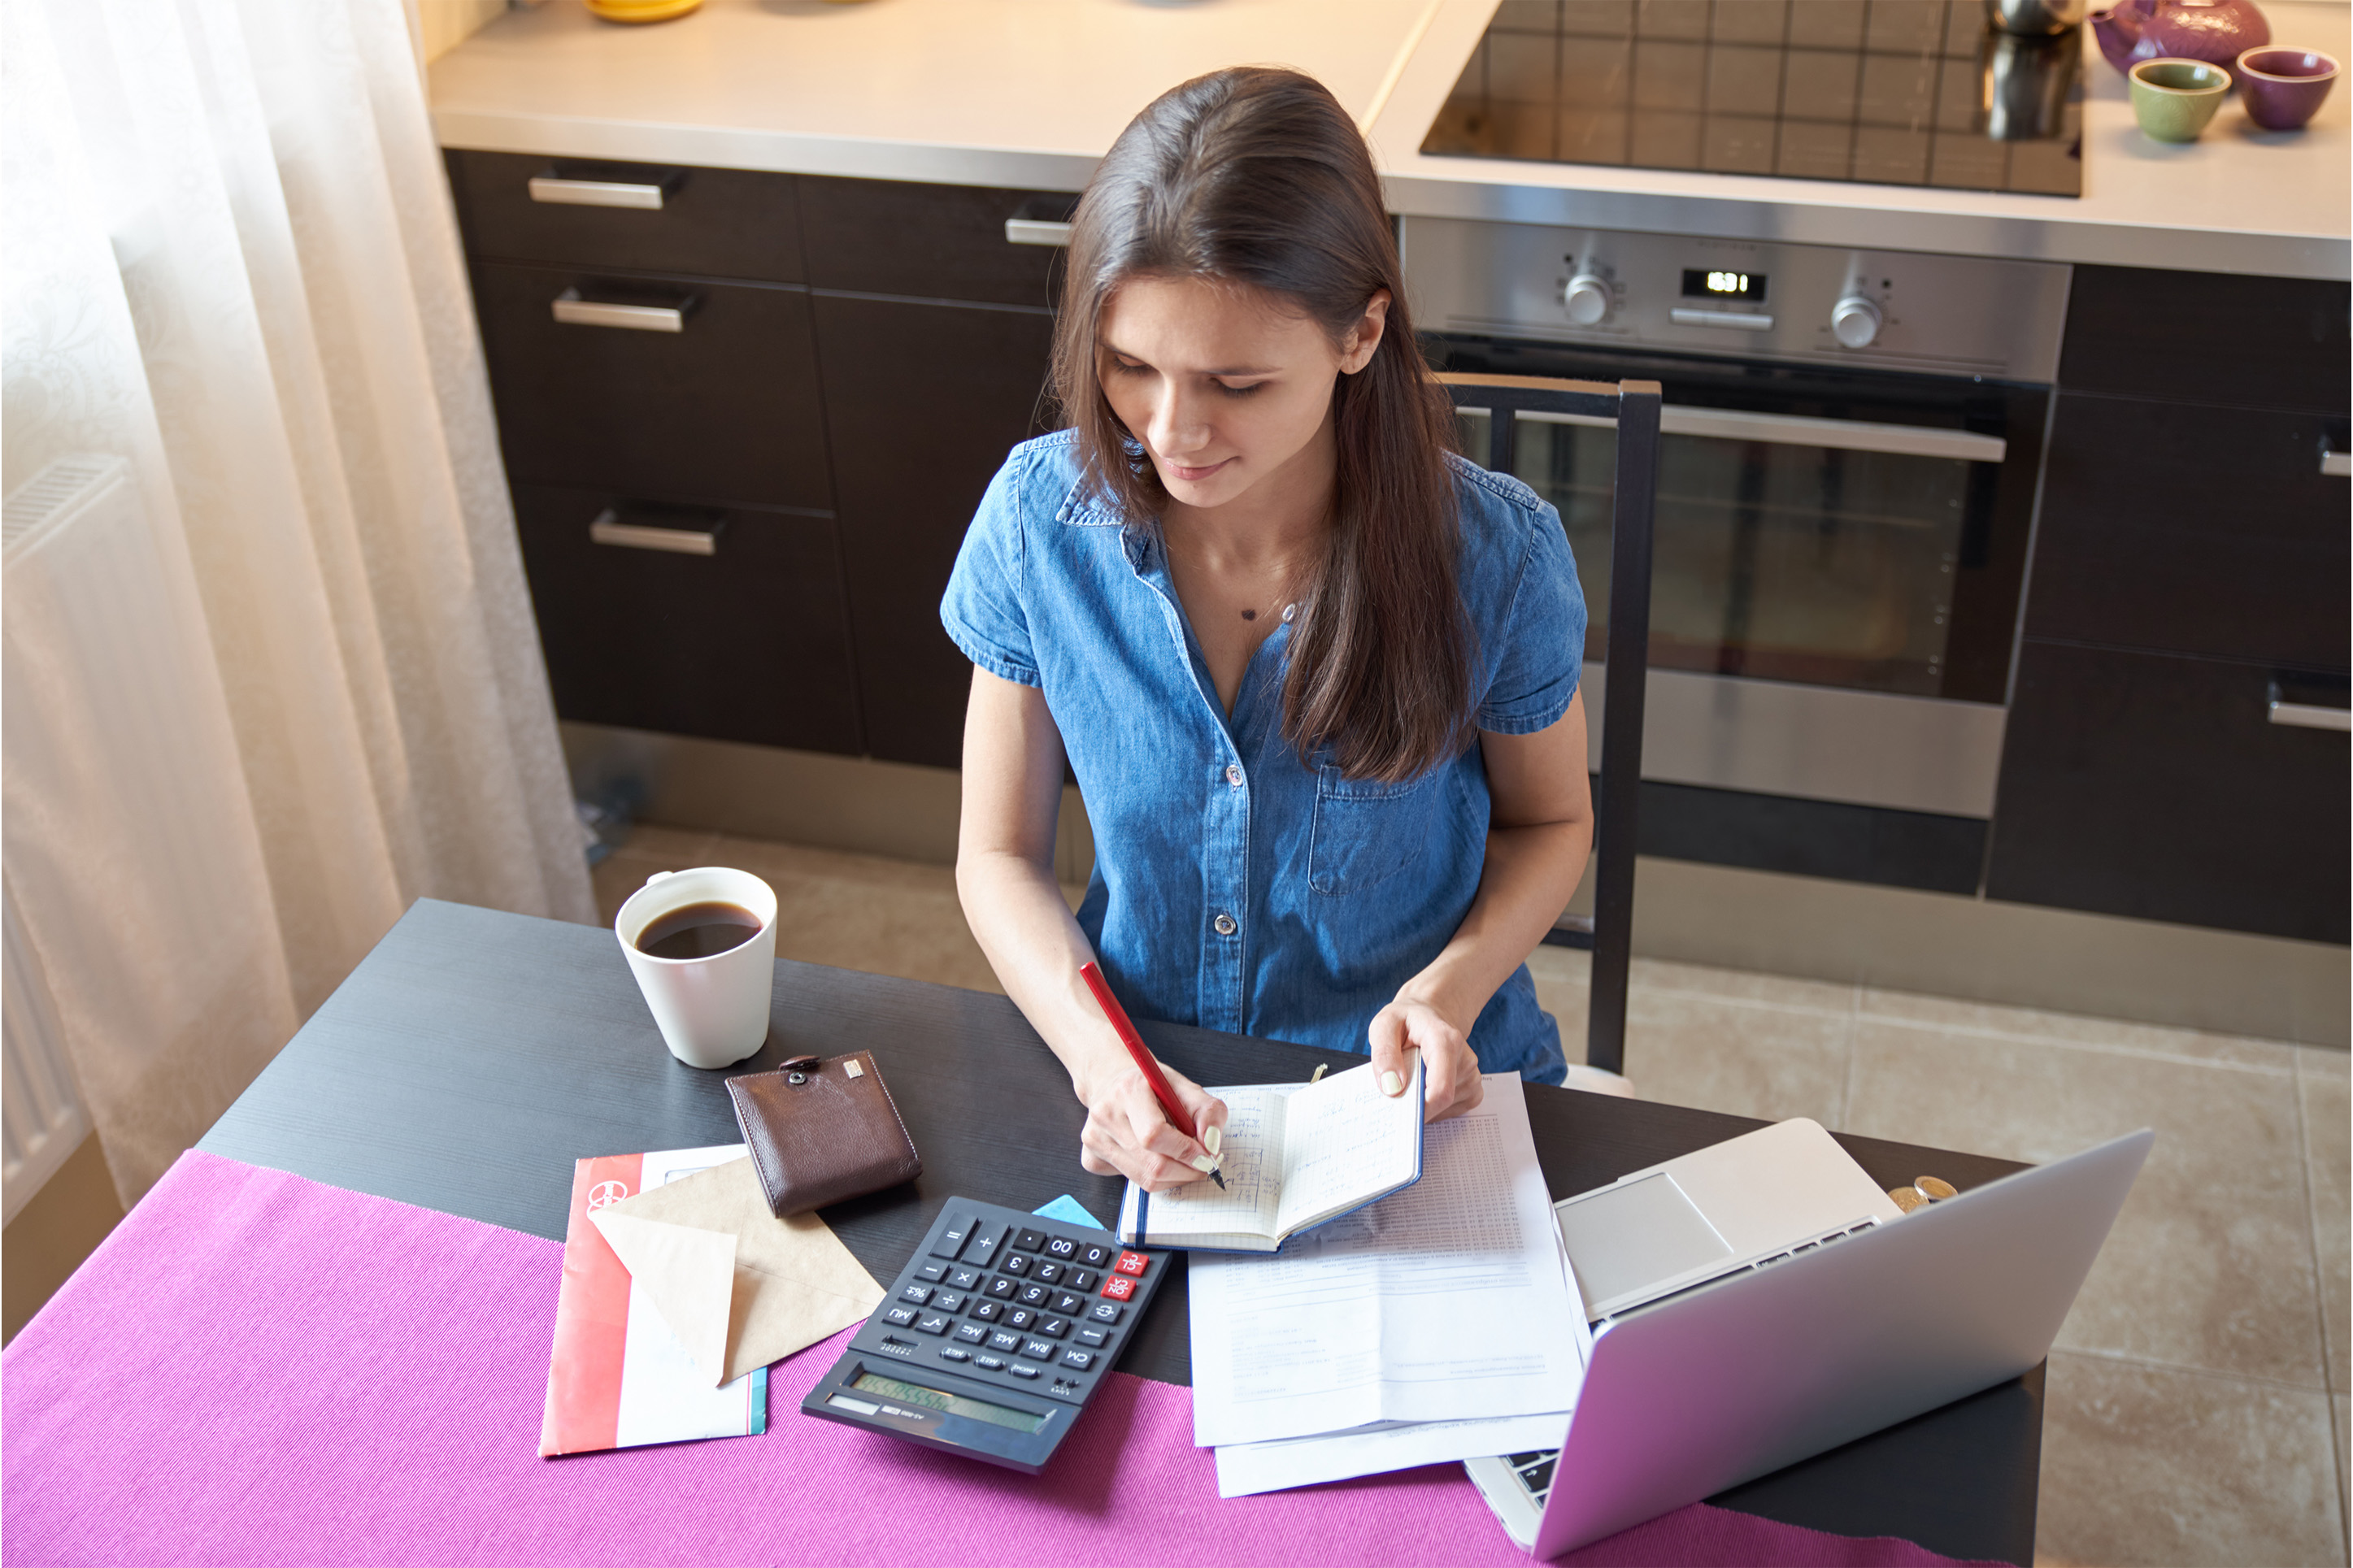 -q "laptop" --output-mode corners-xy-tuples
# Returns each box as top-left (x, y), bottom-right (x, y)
(1468, 1127), (2153, 1559)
